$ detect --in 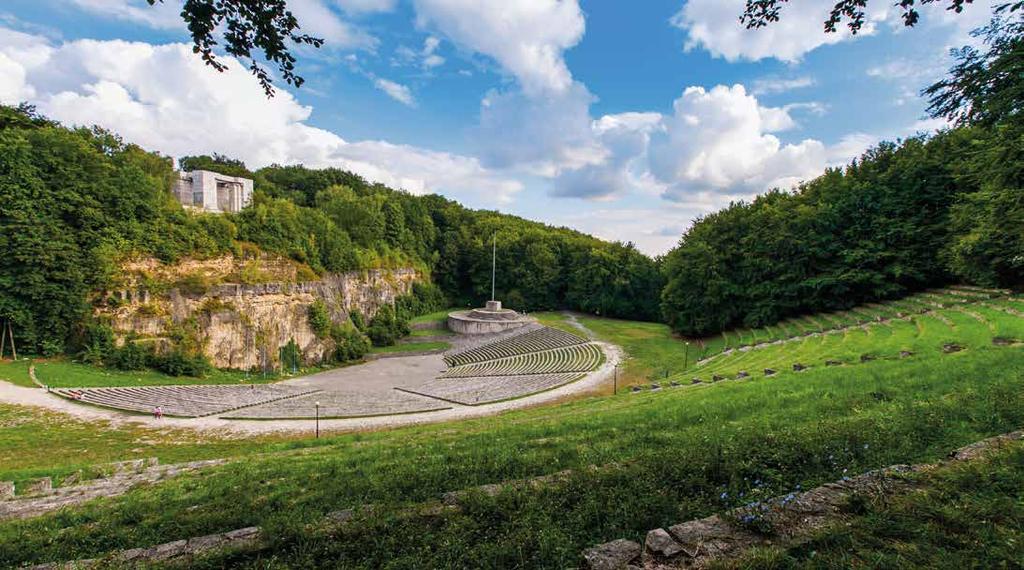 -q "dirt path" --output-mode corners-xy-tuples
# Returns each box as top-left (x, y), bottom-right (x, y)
(0, 340), (622, 436)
